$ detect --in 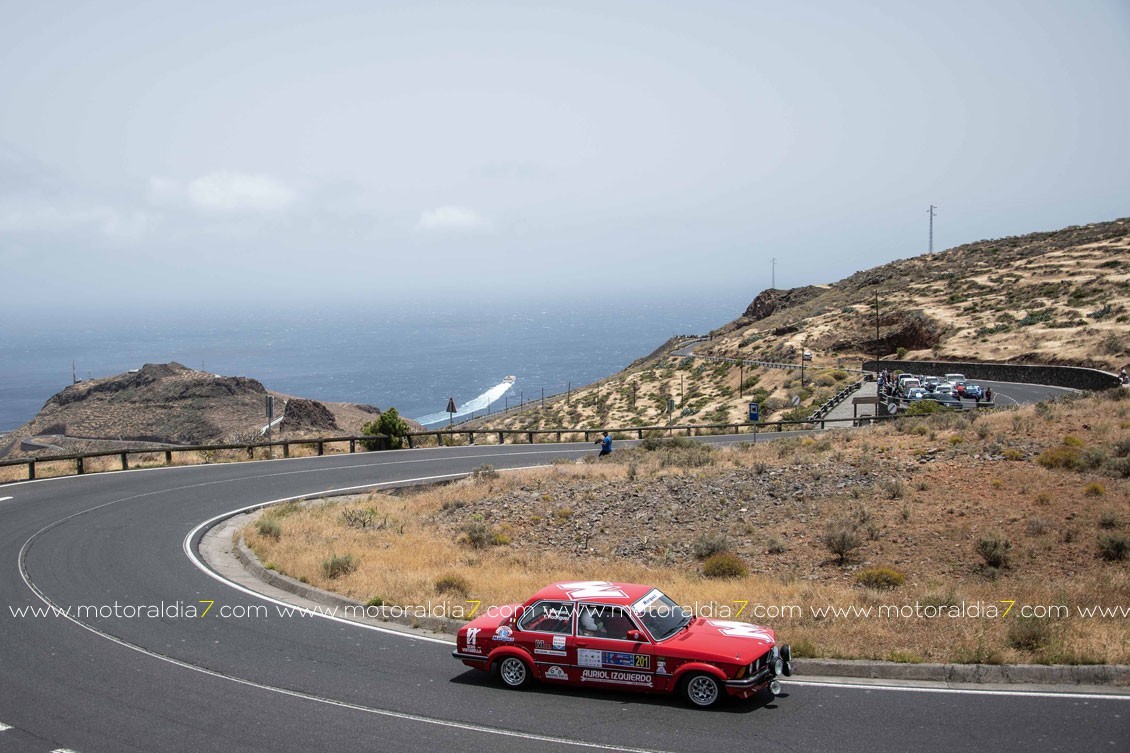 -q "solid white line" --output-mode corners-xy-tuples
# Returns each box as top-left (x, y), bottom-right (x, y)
(18, 468), (675, 752)
(784, 678), (1130, 701)
(51, 749), (81, 752)
(19, 533), (667, 752)
(0, 722), (12, 731)
(0, 496), (13, 502)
